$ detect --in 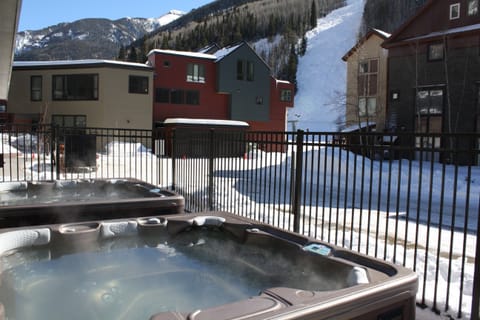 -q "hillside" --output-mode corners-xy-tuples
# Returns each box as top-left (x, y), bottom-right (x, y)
(128, 0), (346, 80)
(291, 0), (430, 132)
(14, 11), (183, 61)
